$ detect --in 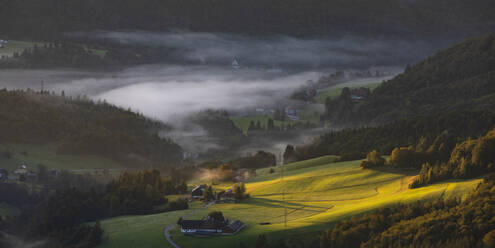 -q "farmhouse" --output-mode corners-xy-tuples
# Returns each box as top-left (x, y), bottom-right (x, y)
(218, 188), (236, 203)
(285, 107), (299, 121)
(178, 217), (245, 235)
(0, 169), (7, 180)
(191, 185), (205, 199)
(231, 58), (240, 70)
(349, 87), (371, 101)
